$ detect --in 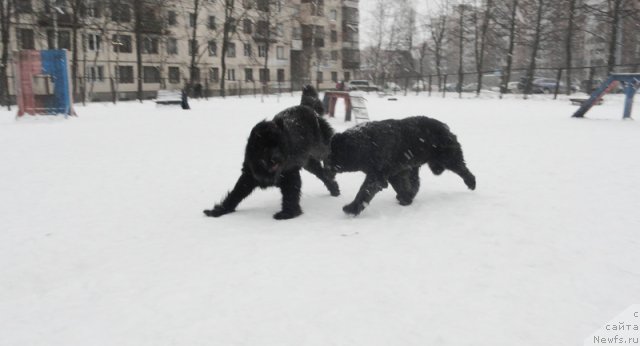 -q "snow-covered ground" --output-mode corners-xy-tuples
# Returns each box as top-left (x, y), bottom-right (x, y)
(1, 92), (639, 346)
